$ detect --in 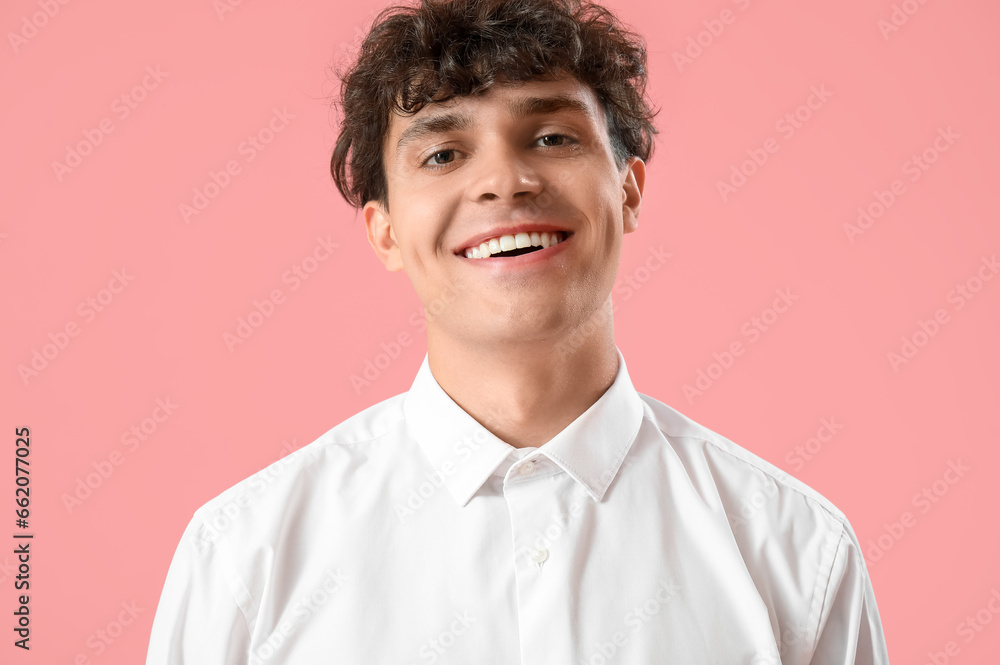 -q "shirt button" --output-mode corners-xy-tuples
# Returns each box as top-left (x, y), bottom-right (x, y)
(530, 548), (548, 564)
(518, 460), (535, 476)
